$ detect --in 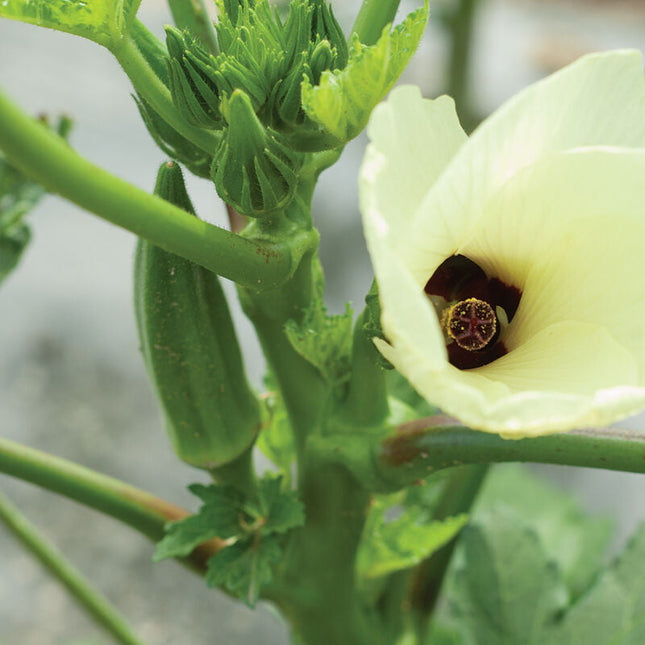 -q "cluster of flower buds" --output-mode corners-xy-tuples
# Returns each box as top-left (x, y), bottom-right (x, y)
(166, 0), (347, 143)
(163, 0), (349, 217)
(148, 0), (427, 217)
